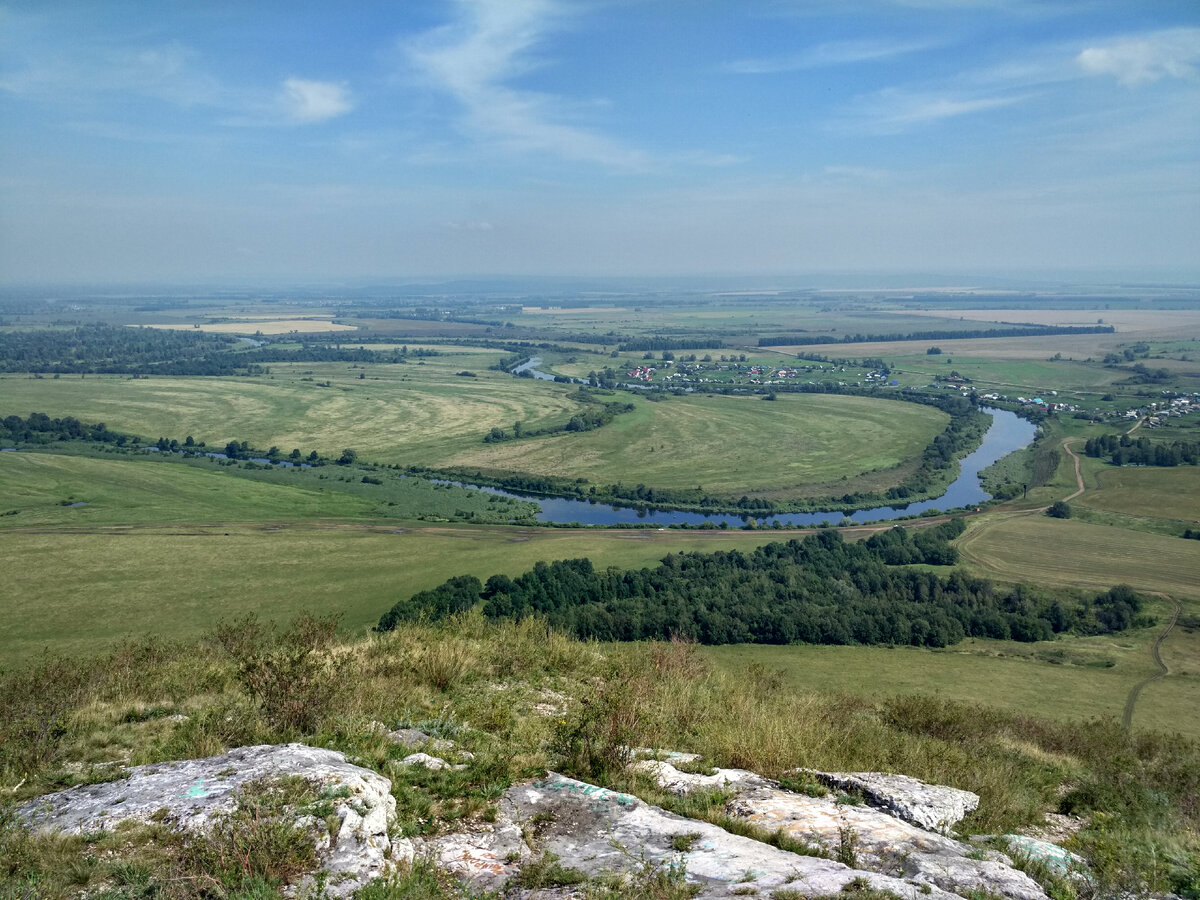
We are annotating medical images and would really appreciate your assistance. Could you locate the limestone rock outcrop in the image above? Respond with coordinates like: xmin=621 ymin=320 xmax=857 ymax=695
xmin=17 ymin=744 xmax=395 ymax=899
xmin=634 ymin=759 xmax=1048 ymax=900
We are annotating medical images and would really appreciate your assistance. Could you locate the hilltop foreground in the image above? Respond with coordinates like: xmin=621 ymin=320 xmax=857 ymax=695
xmin=2 ymin=614 xmax=1197 ymax=899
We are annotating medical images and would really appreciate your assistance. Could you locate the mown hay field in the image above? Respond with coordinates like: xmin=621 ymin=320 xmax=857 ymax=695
xmin=0 ymin=357 xmax=584 ymax=465
xmin=446 ymin=392 xmax=949 ymax=499
xmin=1077 ymin=463 xmax=1200 ymax=523
xmin=955 ymin=514 xmax=1200 ymax=599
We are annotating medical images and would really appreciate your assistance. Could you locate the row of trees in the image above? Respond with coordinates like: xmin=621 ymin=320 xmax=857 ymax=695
xmin=377 ymin=523 xmax=1148 ymax=647
xmin=1084 ymin=434 xmax=1199 ymax=467
xmin=0 ymin=324 xmax=443 ymax=375
xmin=757 ymin=324 xmax=1115 ymax=347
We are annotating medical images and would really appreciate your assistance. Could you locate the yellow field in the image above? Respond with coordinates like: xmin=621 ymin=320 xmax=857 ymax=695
xmin=956 ymin=513 xmax=1200 ymax=598
xmin=144 ymin=319 xmax=358 ymax=334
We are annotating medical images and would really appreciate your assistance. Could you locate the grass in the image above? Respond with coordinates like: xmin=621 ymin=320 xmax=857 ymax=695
xmin=445 ymin=392 xmax=949 ymax=500
xmin=701 ymin=628 xmax=1188 ymax=735
xmin=3 ymin=618 xmax=1197 ymax=899
xmin=0 ymin=451 xmax=380 ymax=527
xmin=955 ymin=514 xmax=1200 ymax=599
xmin=0 ymin=522 xmax=796 ymax=663
xmin=0 ymin=355 xmax=585 ymax=466
xmin=0 ymin=446 xmax=542 ymax=527
xmin=1076 ymin=463 xmax=1200 ymax=523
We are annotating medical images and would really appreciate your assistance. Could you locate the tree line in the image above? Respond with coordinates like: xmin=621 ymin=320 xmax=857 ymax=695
xmin=1084 ymin=433 xmax=1199 ymax=467
xmin=0 ymin=325 xmax=442 ymax=375
xmin=757 ymin=324 xmax=1115 ymax=346
xmin=376 ymin=521 xmax=1148 ymax=647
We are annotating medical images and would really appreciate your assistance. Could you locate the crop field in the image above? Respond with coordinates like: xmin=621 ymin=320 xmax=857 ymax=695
xmin=0 ymin=524 xmax=791 ymax=662
xmin=955 ymin=514 xmax=1200 ymax=599
xmin=0 ymin=357 xmax=585 ymax=465
xmin=445 ymin=392 xmax=949 ymax=499
xmin=1077 ymin=463 xmax=1200 ymax=523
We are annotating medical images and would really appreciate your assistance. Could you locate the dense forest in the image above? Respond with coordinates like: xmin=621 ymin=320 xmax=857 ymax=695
xmin=1084 ymin=433 xmax=1199 ymax=466
xmin=377 ymin=522 xmax=1147 ymax=647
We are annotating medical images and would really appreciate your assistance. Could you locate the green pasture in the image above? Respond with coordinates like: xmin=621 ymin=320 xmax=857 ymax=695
xmin=0 ymin=450 xmax=538 ymax=528
xmin=0 ymin=524 xmax=792 ymax=663
xmin=701 ymin=615 xmax=1197 ymax=735
xmin=444 ymin=392 xmax=949 ymax=499
xmin=0 ymin=354 xmax=586 ymax=465
xmin=1076 ymin=460 xmax=1200 ymax=523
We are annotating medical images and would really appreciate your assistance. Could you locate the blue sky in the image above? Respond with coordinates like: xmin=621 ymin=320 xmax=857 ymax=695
xmin=1 ymin=0 xmax=1197 ymax=284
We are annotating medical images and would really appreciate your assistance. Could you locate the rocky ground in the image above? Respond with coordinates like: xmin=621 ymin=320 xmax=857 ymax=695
xmin=17 ymin=741 xmax=1098 ymax=899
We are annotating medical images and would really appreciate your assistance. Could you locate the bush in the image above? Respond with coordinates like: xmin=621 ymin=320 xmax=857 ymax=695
xmin=210 ymin=613 xmax=344 ymax=735
xmin=1047 ymin=501 xmax=1072 ymax=519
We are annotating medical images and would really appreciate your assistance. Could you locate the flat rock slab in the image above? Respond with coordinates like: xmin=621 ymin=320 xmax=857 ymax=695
xmin=643 ymin=760 xmax=1047 ymax=900
xmin=428 ymin=772 xmax=962 ymax=899
xmin=17 ymin=743 xmax=396 ymax=899
xmin=809 ymin=770 xmax=980 ymax=833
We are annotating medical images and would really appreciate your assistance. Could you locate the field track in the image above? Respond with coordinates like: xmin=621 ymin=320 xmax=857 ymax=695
xmin=1123 ymin=597 xmax=1181 ymax=732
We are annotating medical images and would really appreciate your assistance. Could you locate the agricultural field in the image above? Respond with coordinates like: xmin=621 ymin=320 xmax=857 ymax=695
xmin=0 ymin=449 xmax=538 ymax=528
xmin=0 ymin=355 xmax=585 ymax=466
xmin=145 ymin=318 xmax=358 ymax=334
xmin=1076 ymin=462 xmax=1200 ymax=523
xmin=445 ymin=392 xmax=949 ymax=499
xmin=955 ymin=514 xmax=1200 ymax=599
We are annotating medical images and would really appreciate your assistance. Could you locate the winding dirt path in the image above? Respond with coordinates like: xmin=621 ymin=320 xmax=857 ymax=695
xmin=1060 ymin=439 xmax=1086 ymax=502
xmin=1122 ymin=597 xmax=1181 ymax=732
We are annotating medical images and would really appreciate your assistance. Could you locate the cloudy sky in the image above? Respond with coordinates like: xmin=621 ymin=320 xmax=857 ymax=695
xmin=1 ymin=0 xmax=1197 ymax=284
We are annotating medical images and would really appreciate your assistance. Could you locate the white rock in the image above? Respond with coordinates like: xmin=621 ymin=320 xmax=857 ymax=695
xmin=17 ymin=744 xmax=396 ymax=899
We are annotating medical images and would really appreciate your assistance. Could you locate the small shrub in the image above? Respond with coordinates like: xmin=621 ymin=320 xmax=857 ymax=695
xmin=210 ymin=612 xmax=343 ymax=735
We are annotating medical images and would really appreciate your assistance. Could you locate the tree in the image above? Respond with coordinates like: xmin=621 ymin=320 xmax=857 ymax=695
xmin=337 ymin=448 xmax=357 ymax=466
xmin=1047 ymin=501 xmax=1072 ymax=519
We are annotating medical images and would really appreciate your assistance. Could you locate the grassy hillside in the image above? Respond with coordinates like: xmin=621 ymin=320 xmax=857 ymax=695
xmin=2 ymin=616 xmax=1197 ymax=899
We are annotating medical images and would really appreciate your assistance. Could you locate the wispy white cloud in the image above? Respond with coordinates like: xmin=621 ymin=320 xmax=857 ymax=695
xmin=846 ymin=87 xmax=1025 ymax=132
xmin=280 ymin=78 xmax=354 ymax=123
xmin=1076 ymin=27 xmax=1200 ymax=86
xmin=405 ymin=0 xmax=649 ymax=170
xmin=725 ymin=37 xmax=938 ymax=74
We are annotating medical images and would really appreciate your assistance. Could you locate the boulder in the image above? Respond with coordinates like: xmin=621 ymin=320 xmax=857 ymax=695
xmin=807 ymin=770 xmax=979 ymax=833
xmin=17 ymin=744 xmax=395 ymax=899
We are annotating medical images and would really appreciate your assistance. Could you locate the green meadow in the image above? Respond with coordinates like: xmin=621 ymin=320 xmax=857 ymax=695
xmin=0 ymin=519 xmax=794 ymax=662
